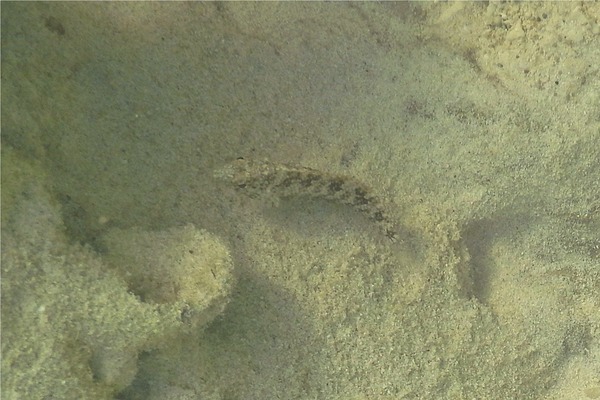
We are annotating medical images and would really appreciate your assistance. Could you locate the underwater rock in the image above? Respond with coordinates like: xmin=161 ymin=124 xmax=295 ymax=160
xmin=1 ymin=181 xmax=234 ymax=398
xmin=101 ymin=224 xmax=235 ymax=330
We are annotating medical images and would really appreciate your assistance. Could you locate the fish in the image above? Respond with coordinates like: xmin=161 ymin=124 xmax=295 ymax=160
xmin=214 ymin=158 xmax=398 ymax=241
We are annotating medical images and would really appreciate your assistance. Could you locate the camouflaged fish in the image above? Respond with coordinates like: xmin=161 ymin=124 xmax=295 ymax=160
xmin=214 ymin=158 xmax=398 ymax=241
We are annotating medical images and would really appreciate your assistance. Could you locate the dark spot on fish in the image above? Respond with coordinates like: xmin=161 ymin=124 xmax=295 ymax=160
xmin=353 ymin=188 xmax=370 ymax=205
xmin=44 ymin=16 xmax=65 ymax=36
xmin=300 ymin=173 xmax=320 ymax=187
xmin=385 ymin=229 xmax=396 ymax=241
xmin=282 ymin=171 xmax=302 ymax=187
xmin=329 ymin=179 xmax=344 ymax=192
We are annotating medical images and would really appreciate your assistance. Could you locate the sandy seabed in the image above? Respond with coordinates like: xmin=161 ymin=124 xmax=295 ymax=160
xmin=2 ymin=3 xmax=599 ymax=399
